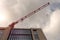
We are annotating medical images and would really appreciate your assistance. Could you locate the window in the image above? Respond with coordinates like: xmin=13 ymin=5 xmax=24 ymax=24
xmin=8 ymin=29 xmax=32 ymax=40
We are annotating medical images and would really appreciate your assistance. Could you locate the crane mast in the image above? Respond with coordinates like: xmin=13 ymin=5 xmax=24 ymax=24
xmin=0 ymin=2 xmax=50 ymax=40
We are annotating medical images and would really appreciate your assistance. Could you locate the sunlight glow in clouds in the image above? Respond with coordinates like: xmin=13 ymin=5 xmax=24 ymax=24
xmin=0 ymin=1 xmax=8 ymax=22
xmin=0 ymin=0 xmax=12 ymax=27
xmin=0 ymin=14 xmax=7 ymax=22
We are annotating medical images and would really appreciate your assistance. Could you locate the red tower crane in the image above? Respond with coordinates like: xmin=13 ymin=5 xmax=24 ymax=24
xmin=0 ymin=2 xmax=50 ymax=40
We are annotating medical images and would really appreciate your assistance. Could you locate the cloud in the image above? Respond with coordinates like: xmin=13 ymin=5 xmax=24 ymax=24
xmin=43 ymin=9 xmax=60 ymax=40
xmin=50 ymin=2 xmax=60 ymax=11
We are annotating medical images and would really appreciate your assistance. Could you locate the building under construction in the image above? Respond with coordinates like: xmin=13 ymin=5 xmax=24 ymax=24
xmin=0 ymin=2 xmax=50 ymax=40
xmin=0 ymin=28 xmax=47 ymax=40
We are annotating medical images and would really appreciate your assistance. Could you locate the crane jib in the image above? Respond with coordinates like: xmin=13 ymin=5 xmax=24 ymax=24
xmin=10 ymin=2 xmax=50 ymax=27
xmin=18 ymin=2 xmax=50 ymax=22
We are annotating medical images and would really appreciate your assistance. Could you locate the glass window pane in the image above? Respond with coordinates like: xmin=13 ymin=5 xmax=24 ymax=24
xmin=11 ymin=29 xmax=31 ymax=34
xmin=9 ymin=35 xmax=32 ymax=40
xmin=8 ymin=29 xmax=32 ymax=40
xmin=0 ymin=30 xmax=4 ymax=38
xmin=33 ymin=30 xmax=39 ymax=40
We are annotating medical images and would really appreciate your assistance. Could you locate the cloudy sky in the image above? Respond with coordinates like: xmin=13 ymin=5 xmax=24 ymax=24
xmin=0 ymin=0 xmax=60 ymax=40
